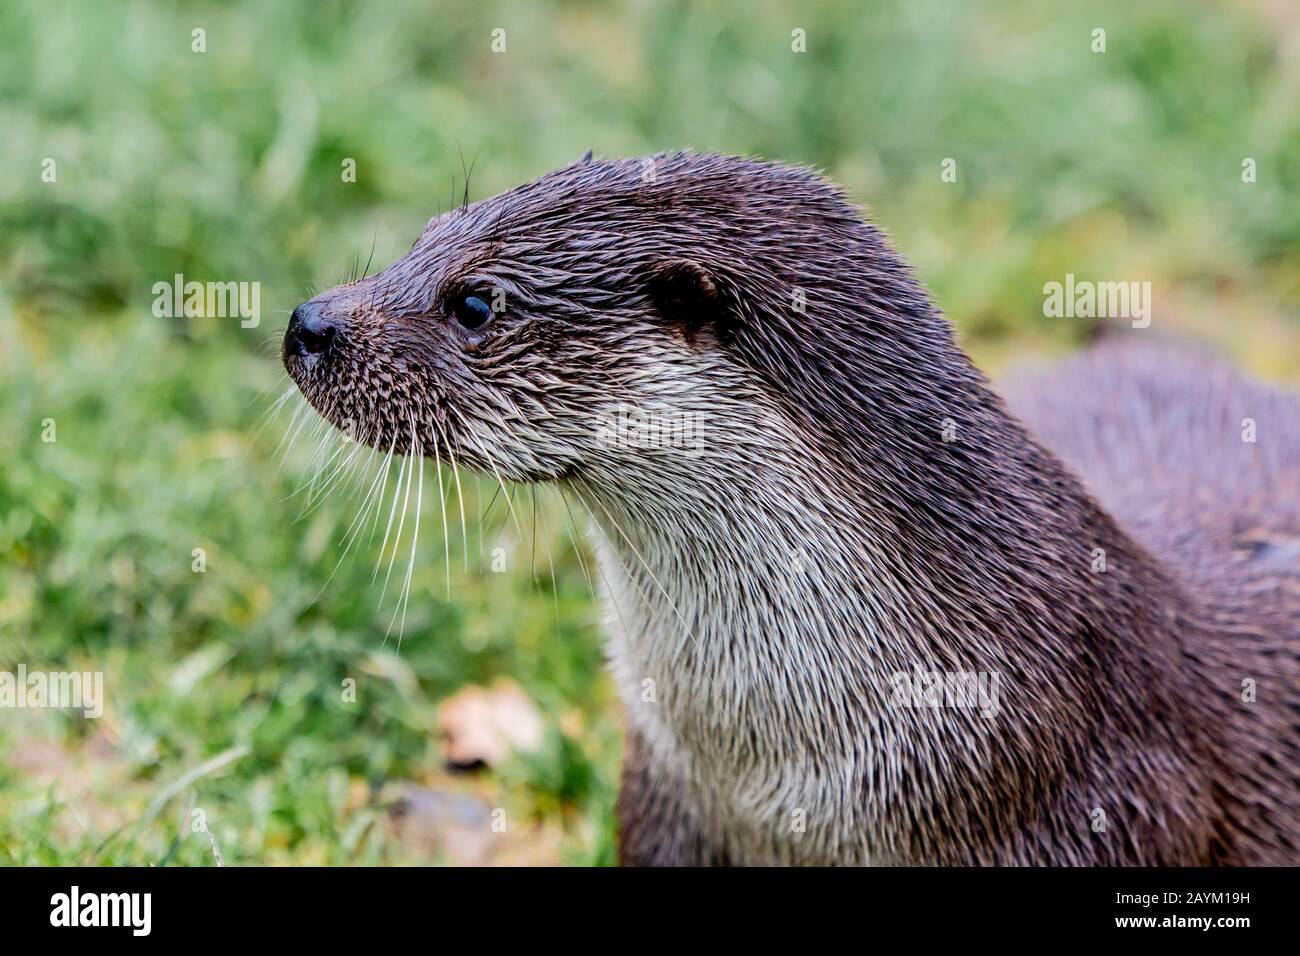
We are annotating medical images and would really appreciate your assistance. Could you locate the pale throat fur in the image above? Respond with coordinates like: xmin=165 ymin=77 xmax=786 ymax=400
xmin=563 ymin=330 xmax=1191 ymax=864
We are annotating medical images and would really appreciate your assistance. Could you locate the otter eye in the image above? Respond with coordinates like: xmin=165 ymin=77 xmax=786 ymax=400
xmin=451 ymin=294 xmax=493 ymax=331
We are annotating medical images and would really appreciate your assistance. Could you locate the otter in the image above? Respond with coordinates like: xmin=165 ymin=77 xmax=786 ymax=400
xmin=283 ymin=152 xmax=1300 ymax=866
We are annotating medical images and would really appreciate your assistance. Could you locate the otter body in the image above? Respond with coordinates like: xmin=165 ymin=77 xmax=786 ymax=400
xmin=610 ymin=338 xmax=1300 ymax=865
xmin=284 ymin=152 xmax=1300 ymax=866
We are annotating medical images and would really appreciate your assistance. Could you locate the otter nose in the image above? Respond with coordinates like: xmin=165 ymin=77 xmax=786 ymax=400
xmin=285 ymin=301 xmax=335 ymax=356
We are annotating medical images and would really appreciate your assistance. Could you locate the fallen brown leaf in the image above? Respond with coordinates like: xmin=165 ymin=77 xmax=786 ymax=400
xmin=437 ymin=679 xmax=544 ymax=770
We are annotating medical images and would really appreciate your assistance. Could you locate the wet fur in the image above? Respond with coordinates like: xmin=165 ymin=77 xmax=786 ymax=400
xmin=285 ymin=152 xmax=1300 ymax=865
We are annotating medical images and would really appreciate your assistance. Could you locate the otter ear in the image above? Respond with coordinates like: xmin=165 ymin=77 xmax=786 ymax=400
xmin=643 ymin=259 xmax=726 ymax=343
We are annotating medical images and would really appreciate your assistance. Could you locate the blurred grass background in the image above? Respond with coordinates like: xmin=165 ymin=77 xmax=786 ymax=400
xmin=1 ymin=0 xmax=1297 ymax=865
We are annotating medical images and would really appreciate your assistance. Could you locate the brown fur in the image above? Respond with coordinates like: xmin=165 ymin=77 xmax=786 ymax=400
xmin=285 ymin=152 xmax=1300 ymax=865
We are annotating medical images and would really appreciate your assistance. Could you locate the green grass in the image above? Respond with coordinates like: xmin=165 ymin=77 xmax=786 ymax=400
xmin=1 ymin=0 xmax=1297 ymax=865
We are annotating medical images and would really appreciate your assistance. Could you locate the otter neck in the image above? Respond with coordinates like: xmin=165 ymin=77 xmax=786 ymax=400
xmin=577 ymin=365 xmax=1178 ymax=670
xmin=572 ymin=356 xmax=1194 ymax=840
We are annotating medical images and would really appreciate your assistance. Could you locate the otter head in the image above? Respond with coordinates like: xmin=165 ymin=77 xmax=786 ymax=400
xmin=283 ymin=152 xmax=954 ymax=492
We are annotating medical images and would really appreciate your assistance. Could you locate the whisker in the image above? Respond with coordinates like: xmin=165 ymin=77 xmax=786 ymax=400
xmin=448 ymin=439 xmax=470 ymax=574
xmin=531 ymin=485 xmax=538 ymax=583
xmin=379 ymin=436 xmax=416 ymax=617
xmin=293 ymin=433 xmax=349 ymax=514
xmin=481 ymin=483 xmax=503 ymax=524
xmin=562 ymin=489 xmax=650 ymax=661
xmin=362 ymin=230 xmax=378 ymax=282
xmin=254 ymin=386 xmax=298 ymax=443
xmin=375 ymin=445 xmax=410 ymax=585
xmin=298 ymin=431 xmax=370 ymax=518
xmin=481 ymin=451 xmax=525 ymax=541
xmin=444 ymin=405 xmax=525 ymax=542
xmin=291 ymin=426 xmax=337 ymax=508
xmin=532 ymin=486 xmax=563 ymax=635
xmin=386 ymin=418 xmax=423 ymax=644
xmin=308 ymin=436 xmax=395 ymax=606
xmin=572 ymin=484 xmax=700 ymax=650
xmin=432 ymin=436 xmax=451 ymax=600
xmin=275 ymin=400 xmax=315 ymax=474
xmin=554 ymin=485 xmax=596 ymax=599
xmin=368 ymin=436 xmax=398 ymax=545
xmin=402 ymin=442 xmax=424 ymax=640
